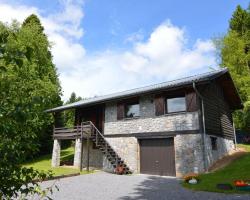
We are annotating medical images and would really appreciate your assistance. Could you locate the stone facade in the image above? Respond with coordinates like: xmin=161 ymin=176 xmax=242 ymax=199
xmin=52 ymin=139 xmax=61 ymax=167
xmin=51 ymin=94 xmax=235 ymax=177
xmin=104 ymin=99 xmax=199 ymax=135
xmin=102 ymin=95 xmax=202 ymax=176
xmin=81 ymin=140 xmax=103 ymax=169
xmin=174 ymin=134 xmax=204 ymax=177
xmin=206 ymin=135 xmax=235 ymax=166
xmin=104 ymin=137 xmax=138 ymax=172
xmin=73 ymin=138 xmax=82 ymax=168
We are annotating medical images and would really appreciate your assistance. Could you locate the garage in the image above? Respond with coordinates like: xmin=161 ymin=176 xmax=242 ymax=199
xmin=139 ymin=138 xmax=176 ymax=176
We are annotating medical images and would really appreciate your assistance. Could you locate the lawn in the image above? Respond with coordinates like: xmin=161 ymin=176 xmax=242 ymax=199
xmin=23 ymin=146 xmax=91 ymax=177
xmin=183 ymin=144 xmax=250 ymax=193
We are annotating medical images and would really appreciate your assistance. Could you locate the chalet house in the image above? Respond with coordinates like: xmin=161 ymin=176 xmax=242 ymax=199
xmin=46 ymin=68 xmax=242 ymax=177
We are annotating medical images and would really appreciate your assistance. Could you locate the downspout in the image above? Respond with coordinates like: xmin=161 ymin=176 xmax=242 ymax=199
xmin=192 ymin=82 xmax=208 ymax=172
xmin=233 ymin=121 xmax=237 ymax=150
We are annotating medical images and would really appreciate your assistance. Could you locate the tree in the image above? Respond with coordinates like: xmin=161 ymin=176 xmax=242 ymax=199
xmin=63 ymin=92 xmax=82 ymax=128
xmin=215 ymin=4 xmax=250 ymax=131
xmin=0 ymin=14 xmax=61 ymax=198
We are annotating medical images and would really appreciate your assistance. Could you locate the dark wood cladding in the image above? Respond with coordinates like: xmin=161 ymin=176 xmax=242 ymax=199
xmin=74 ymin=105 xmax=104 ymax=132
xmin=155 ymin=95 xmax=165 ymax=116
xmin=200 ymin=82 xmax=234 ymax=139
xmin=186 ymin=91 xmax=198 ymax=112
xmin=117 ymin=102 xmax=125 ymax=120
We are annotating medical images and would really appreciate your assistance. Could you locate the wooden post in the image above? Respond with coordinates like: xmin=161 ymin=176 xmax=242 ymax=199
xmin=86 ymin=131 xmax=90 ymax=172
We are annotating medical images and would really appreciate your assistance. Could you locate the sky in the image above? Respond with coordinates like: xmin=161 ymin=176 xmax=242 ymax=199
xmin=0 ymin=0 xmax=249 ymax=100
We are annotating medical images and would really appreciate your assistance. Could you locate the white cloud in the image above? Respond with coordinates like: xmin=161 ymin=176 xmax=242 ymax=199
xmin=0 ymin=2 xmax=217 ymax=101
xmin=0 ymin=3 xmax=39 ymax=23
xmin=125 ymin=30 xmax=144 ymax=43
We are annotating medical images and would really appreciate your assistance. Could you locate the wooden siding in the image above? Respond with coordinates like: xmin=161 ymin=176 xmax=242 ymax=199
xmin=155 ymin=95 xmax=165 ymax=116
xmin=117 ymin=102 xmax=125 ymax=120
xmin=186 ymin=91 xmax=198 ymax=112
xmin=200 ymin=82 xmax=234 ymax=139
xmin=74 ymin=105 xmax=104 ymax=132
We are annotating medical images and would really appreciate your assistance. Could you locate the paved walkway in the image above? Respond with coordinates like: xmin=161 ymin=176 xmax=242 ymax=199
xmin=41 ymin=172 xmax=250 ymax=200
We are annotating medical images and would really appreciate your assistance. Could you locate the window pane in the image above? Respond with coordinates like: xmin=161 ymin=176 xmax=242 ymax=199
xmin=167 ymin=97 xmax=186 ymax=113
xmin=125 ymin=103 xmax=140 ymax=118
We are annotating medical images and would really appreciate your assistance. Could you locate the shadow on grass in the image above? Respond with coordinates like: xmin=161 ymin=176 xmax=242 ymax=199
xmin=60 ymin=147 xmax=74 ymax=165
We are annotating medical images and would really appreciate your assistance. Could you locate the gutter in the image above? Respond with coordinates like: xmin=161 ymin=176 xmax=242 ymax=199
xmin=192 ymin=82 xmax=208 ymax=172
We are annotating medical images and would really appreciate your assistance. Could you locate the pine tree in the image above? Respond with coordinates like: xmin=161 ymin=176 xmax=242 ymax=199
xmin=0 ymin=16 xmax=61 ymax=197
xmin=215 ymin=4 xmax=250 ymax=131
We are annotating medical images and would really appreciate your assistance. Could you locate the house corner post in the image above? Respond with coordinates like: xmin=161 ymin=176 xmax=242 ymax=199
xmin=52 ymin=139 xmax=61 ymax=167
xmin=74 ymin=138 xmax=82 ymax=169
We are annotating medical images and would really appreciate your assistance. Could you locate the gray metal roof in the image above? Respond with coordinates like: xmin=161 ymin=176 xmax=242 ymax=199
xmin=46 ymin=68 xmax=228 ymax=113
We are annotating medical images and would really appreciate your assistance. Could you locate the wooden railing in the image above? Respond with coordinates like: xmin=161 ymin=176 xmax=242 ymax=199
xmin=53 ymin=125 xmax=91 ymax=139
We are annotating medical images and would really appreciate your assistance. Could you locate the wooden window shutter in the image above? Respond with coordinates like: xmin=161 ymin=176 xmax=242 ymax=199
xmin=155 ymin=96 xmax=165 ymax=116
xmin=186 ymin=91 xmax=198 ymax=112
xmin=117 ymin=102 xmax=124 ymax=120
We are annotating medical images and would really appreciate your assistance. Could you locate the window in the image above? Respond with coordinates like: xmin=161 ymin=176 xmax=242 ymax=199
xmin=210 ymin=137 xmax=217 ymax=150
xmin=125 ymin=102 xmax=140 ymax=118
xmin=166 ymin=97 xmax=186 ymax=113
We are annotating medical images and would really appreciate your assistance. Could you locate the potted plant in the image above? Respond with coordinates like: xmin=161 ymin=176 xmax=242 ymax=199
xmin=183 ymin=173 xmax=199 ymax=184
xmin=115 ymin=165 xmax=124 ymax=175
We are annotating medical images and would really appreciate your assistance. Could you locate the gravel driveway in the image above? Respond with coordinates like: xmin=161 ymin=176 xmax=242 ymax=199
xmin=40 ymin=172 xmax=250 ymax=200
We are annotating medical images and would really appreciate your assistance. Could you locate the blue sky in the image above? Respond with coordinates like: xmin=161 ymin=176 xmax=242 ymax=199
xmin=0 ymin=0 xmax=249 ymax=99
xmin=82 ymin=0 xmax=249 ymax=51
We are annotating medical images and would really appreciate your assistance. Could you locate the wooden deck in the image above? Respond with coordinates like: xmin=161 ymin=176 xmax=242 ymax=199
xmin=53 ymin=125 xmax=92 ymax=139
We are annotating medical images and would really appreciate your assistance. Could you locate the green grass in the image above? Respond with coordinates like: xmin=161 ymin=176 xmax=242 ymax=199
xmin=23 ymin=147 xmax=92 ymax=177
xmin=183 ymin=144 xmax=250 ymax=193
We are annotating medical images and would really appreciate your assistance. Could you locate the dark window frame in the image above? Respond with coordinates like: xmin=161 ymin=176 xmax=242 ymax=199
xmin=165 ymin=96 xmax=187 ymax=114
xmin=210 ymin=137 xmax=218 ymax=150
xmin=124 ymin=101 xmax=140 ymax=119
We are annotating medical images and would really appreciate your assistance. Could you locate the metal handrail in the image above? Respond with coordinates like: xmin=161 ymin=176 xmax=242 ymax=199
xmin=81 ymin=121 xmax=121 ymax=162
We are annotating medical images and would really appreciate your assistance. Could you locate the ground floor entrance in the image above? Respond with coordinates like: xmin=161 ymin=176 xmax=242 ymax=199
xmin=139 ymin=138 xmax=176 ymax=176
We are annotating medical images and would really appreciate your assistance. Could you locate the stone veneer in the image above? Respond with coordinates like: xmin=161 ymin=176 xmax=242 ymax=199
xmin=51 ymin=95 xmax=235 ymax=176
xmin=51 ymin=139 xmax=61 ymax=167
xmin=102 ymin=95 xmax=202 ymax=176
xmin=104 ymin=100 xmax=199 ymax=135
xmin=206 ymin=135 xmax=235 ymax=166
xmin=104 ymin=137 xmax=138 ymax=172
xmin=174 ymin=134 xmax=204 ymax=176
xmin=73 ymin=138 xmax=103 ymax=169
xmin=73 ymin=138 xmax=82 ymax=168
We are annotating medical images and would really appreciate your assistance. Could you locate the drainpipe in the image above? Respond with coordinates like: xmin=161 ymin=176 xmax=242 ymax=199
xmin=233 ymin=121 xmax=237 ymax=150
xmin=192 ymin=82 xmax=208 ymax=172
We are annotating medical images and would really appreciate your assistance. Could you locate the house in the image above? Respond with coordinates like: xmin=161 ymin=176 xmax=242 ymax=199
xmin=46 ymin=68 xmax=242 ymax=177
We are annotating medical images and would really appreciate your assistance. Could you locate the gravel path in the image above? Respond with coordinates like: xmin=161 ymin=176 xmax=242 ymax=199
xmin=40 ymin=172 xmax=250 ymax=200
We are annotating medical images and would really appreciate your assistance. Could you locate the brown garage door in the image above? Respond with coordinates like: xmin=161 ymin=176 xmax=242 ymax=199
xmin=139 ymin=138 xmax=176 ymax=176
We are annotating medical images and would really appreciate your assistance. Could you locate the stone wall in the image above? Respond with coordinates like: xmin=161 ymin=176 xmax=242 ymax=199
xmin=205 ymin=135 xmax=235 ymax=166
xmin=104 ymin=95 xmax=199 ymax=135
xmin=73 ymin=139 xmax=103 ymax=169
xmin=81 ymin=140 xmax=103 ymax=169
xmin=51 ymin=139 xmax=61 ymax=167
xmin=104 ymin=110 xmax=199 ymax=135
xmin=174 ymin=134 xmax=204 ymax=177
xmin=104 ymin=137 xmax=138 ymax=172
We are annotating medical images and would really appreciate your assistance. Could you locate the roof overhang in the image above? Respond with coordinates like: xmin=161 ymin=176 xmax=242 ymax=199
xmin=46 ymin=68 xmax=243 ymax=113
